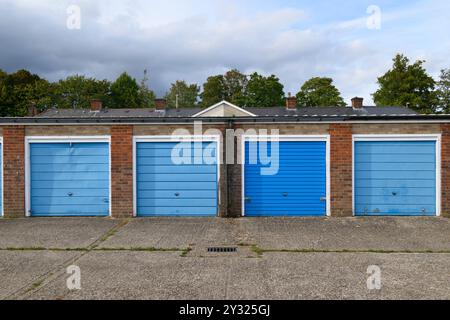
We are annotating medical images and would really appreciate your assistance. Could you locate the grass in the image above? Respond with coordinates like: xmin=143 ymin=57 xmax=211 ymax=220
xmin=94 ymin=219 xmax=130 ymax=246
xmin=180 ymin=248 xmax=192 ymax=257
xmin=247 ymin=245 xmax=450 ymax=256
xmin=24 ymin=279 xmax=45 ymax=294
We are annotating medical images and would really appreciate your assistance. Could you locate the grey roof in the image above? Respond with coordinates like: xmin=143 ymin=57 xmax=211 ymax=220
xmin=37 ymin=107 xmax=202 ymax=118
xmin=37 ymin=106 xmax=417 ymax=119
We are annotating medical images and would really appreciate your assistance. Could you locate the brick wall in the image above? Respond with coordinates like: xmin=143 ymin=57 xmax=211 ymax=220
xmin=26 ymin=126 xmax=110 ymax=136
xmin=3 ymin=126 xmax=25 ymax=218
xmin=441 ymin=124 xmax=450 ymax=218
xmin=0 ymin=123 xmax=448 ymax=218
xmin=330 ymin=124 xmax=353 ymax=217
xmin=111 ymin=126 xmax=134 ymax=218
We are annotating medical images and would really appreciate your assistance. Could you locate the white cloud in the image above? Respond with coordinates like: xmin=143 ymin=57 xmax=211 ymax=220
xmin=0 ymin=0 xmax=449 ymax=105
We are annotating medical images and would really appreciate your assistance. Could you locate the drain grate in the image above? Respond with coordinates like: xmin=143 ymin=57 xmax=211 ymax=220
xmin=207 ymin=247 xmax=238 ymax=253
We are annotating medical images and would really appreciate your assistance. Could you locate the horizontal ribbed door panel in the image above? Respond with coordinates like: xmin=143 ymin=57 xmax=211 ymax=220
xmin=354 ymin=141 xmax=437 ymax=216
xmin=244 ymin=141 xmax=327 ymax=216
xmin=0 ymin=143 xmax=2 ymax=215
xmin=30 ymin=143 xmax=110 ymax=217
xmin=136 ymin=142 xmax=218 ymax=216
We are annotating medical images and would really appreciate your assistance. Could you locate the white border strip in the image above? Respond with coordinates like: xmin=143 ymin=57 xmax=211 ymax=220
xmin=352 ymin=134 xmax=442 ymax=217
xmin=192 ymin=101 xmax=257 ymax=118
xmin=132 ymin=135 xmax=221 ymax=217
xmin=25 ymin=136 xmax=112 ymax=217
xmin=241 ymin=135 xmax=331 ymax=217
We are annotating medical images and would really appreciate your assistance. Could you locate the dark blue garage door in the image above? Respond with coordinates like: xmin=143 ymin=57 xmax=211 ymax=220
xmin=244 ymin=141 xmax=327 ymax=216
xmin=354 ymin=141 xmax=437 ymax=216
xmin=30 ymin=142 xmax=110 ymax=217
xmin=136 ymin=142 xmax=218 ymax=216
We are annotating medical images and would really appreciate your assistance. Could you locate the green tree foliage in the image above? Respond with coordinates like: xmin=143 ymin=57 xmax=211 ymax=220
xmin=245 ymin=73 xmax=285 ymax=107
xmin=373 ymin=54 xmax=438 ymax=114
xmin=200 ymin=69 xmax=285 ymax=108
xmin=0 ymin=69 xmax=44 ymax=116
xmin=17 ymin=80 xmax=58 ymax=113
xmin=437 ymin=69 xmax=450 ymax=113
xmin=56 ymin=75 xmax=112 ymax=109
xmin=296 ymin=77 xmax=346 ymax=107
xmin=165 ymin=80 xmax=200 ymax=108
xmin=201 ymin=69 xmax=247 ymax=107
xmin=110 ymin=72 xmax=141 ymax=108
xmin=138 ymin=69 xmax=156 ymax=108
xmin=223 ymin=69 xmax=248 ymax=106
xmin=200 ymin=75 xmax=227 ymax=107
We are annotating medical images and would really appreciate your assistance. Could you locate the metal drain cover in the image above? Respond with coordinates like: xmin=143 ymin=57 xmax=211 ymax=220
xmin=207 ymin=247 xmax=238 ymax=253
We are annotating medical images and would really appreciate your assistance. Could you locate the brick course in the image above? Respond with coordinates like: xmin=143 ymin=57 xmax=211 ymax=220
xmin=111 ymin=126 xmax=134 ymax=218
xmin=329 ymin=124 xmax=353 ymax=217
xmin=3 ymin=126 xmax=25 ymax=218
xmin=441 ymin=124 xmax=450 ymax=218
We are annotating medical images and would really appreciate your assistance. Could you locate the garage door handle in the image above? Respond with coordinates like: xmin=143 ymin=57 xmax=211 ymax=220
xmin=175 ymin=193 xmax=180 ymax=197
xmin=68 ymin=192 xmax=74 ymax=197
xmin=103 ymin=199 xmax=109 ymax=203
xmin=245 ymin=197 xmax=252 ymax=203
xmin=282 ymin=193 xmax=288 ymax=197
xmin=320 ymin=197 xmax=327 ymax=202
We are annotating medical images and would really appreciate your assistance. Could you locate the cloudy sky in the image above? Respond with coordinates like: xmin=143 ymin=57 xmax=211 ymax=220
xmin=1 ymin=0 xmax=449 ymax=105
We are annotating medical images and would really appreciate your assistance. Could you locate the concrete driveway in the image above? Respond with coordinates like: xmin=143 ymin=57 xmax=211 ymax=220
xmin=0 ymin=217 xmax=449 ymax=300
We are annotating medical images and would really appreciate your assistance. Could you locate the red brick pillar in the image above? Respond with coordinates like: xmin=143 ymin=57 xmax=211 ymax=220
xmin=111 ymin=126 xmax=134 ymax=218
xmin=441 ymin=124 xmax=450 ymax=218
xmin=330 ymin=124 xmax=353 ymax=217
xmin=3 ymin=126 xmax=26 ymax=218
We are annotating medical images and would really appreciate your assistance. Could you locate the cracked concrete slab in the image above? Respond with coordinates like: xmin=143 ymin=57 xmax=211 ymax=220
xmin=0 ymin=251 xmax=78 ymax=300
xmin=240 ymin=217 xmax=450 ymax=252
xmin=99 ymin=218 xmax=242 ymax=249
xmin=0 ymin=218 xmax=120 ymax=249
xmin=16 ymin=251 xmax=450 ymax=300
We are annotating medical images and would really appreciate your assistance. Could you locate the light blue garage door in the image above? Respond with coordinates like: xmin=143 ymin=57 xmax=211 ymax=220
xmin=30 ymin=143 xmax=110 ymax=217
xmin=136 ymin=142 xmax=218 ymax=216
xmin=0 ymin=143 xmax=2 ymax=215
xmin=244 ymin=141 xmax=327 ymax=216
xmin=354 ymin=141 xmax=437 ymax=216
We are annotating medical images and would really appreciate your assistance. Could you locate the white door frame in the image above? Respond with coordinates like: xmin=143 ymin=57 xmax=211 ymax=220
xmin=241 ymin=135 xmax=331 ymax=217
xmin=352 ymin=134 xmax=442 ymax=217
xmin=25 ymin=136 xmax=112 ymax=217
xmin=133 ymin=135 xmax=221 ymax=217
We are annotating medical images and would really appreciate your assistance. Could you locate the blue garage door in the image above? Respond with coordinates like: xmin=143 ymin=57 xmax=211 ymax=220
xmin=136 ymin=142 xmax=218 ymax=216
xmin=30 ymin=142 xmax=110 ymax=217
xmin=354 ymin=141 xmax=437 ymax=216
xmin=244 ymin=141 xmax=327 ymax=216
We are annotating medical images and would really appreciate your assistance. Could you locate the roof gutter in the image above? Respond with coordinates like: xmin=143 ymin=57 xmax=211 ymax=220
xmin=1 ymin=115 xmax=450 ymax=125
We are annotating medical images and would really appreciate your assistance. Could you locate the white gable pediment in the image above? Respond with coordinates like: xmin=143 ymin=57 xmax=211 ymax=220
xmin=192 ymin=101 xmax=256 ymax=117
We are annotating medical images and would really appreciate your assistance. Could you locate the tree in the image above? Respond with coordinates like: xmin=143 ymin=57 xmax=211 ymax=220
xmin=56 ymin=75 xmax=111 ymax=109
xmin=138 ymin=69 xmax=156 ymax=108
xmin=200 ymin=69 xmax=247 ymax=107
xmin=0 ymin=76 xmax=16 ymax=116
xmin=296 ymin=77 xmax=346 ymax=107
xmin=201 ymin=75 xmax=226 ymax=107
xmin=245 ymin=73 xmax=285 ymax=107
xmin=437 ymin=69 xmax=450 ymax=113
xmin=223 ymin=69 xmax=248 ymax=106
xmin=165 ymin=80 xmax=200 ymax=108
xmin=0 ymin=69 xmax=45 ymax=116
xmin=110 ymin=72 xmax=141 ymax=108
xmin=372 ymin=54 xmax=437 ymax=114
xmin=17 ymin=79 xmax=58 ymax=114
